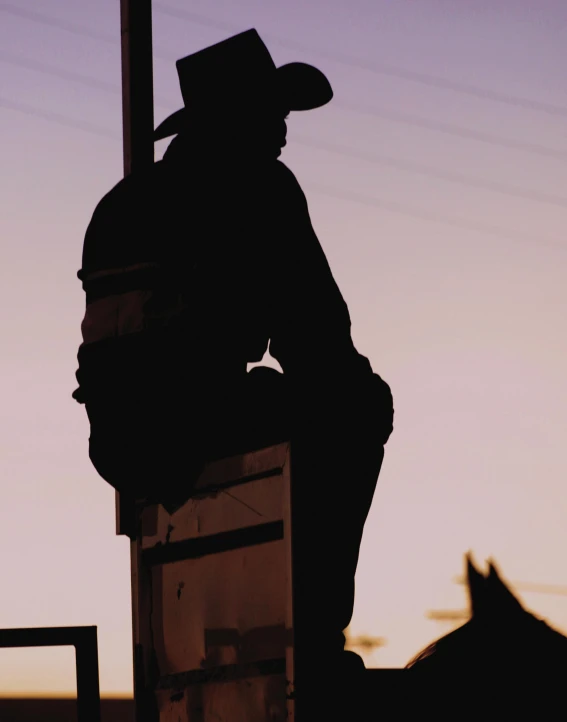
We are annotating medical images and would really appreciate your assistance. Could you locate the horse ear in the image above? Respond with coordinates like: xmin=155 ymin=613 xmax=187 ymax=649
xmin=466 ymin=552 xmax=487 ymax=615
xmin=486 ymin=560 xmax=524 ymax=613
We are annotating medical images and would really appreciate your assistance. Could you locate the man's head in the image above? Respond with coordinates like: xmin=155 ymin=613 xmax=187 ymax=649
xmin=231 ymin=100 xmax=290 ymax=159
xmin=163 ymin=99 xmax=290 ymax=163
xmin=155 ymin=29 xmax=332 ymax=158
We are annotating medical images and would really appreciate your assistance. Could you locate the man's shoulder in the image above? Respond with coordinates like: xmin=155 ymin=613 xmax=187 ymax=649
xmin=268 ymin=161 xmax=307 ymax=204
xmin=82 ymin=163 xmax=168 ymax=270
xmin=272 ymin=160 xmax=301 ymax=187
xmin=91 ymin=161 xmax=166 ymax=219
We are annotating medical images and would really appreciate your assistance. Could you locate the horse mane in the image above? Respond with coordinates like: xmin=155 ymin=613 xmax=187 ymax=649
xmin=405 ymin=641 xmax=438 ymax=667
xmin=405 ymin=620 xmax=473 ymax=668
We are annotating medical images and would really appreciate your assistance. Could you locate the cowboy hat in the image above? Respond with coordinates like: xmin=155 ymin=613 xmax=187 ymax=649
xmin=154 ymin=28 xmax=333 ymax=141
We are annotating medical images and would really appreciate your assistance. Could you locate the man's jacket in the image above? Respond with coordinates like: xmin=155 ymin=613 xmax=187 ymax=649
xmin=75 ymin=156 xmax=360 ymax=405
xmin=73 ymin=154 xmax=371 ymax=500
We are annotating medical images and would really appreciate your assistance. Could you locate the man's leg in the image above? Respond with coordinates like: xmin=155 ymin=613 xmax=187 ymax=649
xmin=290 ymin=370 xmax=393 ymax=717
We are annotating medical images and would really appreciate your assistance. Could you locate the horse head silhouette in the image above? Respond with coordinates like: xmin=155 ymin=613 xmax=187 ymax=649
xmin=407 ymin=552 xmax=567 ymax=674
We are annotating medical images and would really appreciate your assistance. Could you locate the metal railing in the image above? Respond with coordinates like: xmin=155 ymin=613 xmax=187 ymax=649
xmin=0 ymin=625 xmax=101 ymax=722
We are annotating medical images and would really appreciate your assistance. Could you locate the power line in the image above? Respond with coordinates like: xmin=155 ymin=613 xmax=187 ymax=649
xmin=0 ymin=97 xmax=120 ymax=140
xmin=153 ymin=2 xmax=237 ymax=33
xmin=3 ymin=96 xmax=563 ymax=250
xmin=427 ymin=610 xmax=468 ymax=622
xmin=279 ymin=42 xmax=567 ymax=119
xmin=5 ymin=42 xmax=563 ymax=207
xmin=0 ymin=3 xmax=176 ymax=63
xmin=428 ymin=578 xmax=567 ymax=625
xmin=0 ymin=3 xmax=117 ymax=45
xmin=6 ymin=3 xmax=567 ymax=120
xmin=0 ymin=50 xmax=174 ymax=109
xmin=346 ymin=634 xmax=387 ymax=651
xmin=305 ymin=182 xmax=565 ymax=250
xmin=5 ymin=49 xmax=561 ymax=165
xmin=0 ymin=50 xmax=119 ymax=93
xmin=6 ymin=4 xmax=565 ymax=162
xmin=6 ymin=40 xmax=561 ymax=208
xmin=333 ymin=101 xmax=567 ymax=162
xmin=153 ymin=3 xmax=567 ymax=118
xmin=453 ymin=576 xmax=567 ymax=597
xmin=4 ymin=42 xmax=564 ymax=172
xmin=293 ymin=135 xmax=567 ymax=209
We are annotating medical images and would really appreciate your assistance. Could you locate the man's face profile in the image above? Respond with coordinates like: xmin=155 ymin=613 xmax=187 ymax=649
xmin=245 ymin=102 xmax=289 ymax=158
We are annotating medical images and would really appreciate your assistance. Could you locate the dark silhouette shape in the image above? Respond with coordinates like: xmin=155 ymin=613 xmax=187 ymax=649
xmin=402 ymin=553 xmax=567 ymax=716
xmin=407 ymin=553 xmax=567 ymax=669
xmin=73 ymin=28 xmax=394 ymax=718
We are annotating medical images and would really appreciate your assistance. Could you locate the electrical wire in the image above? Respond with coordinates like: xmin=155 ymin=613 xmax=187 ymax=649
xmin=0 ymin=3 xmax=176 ymax=62
xmin=3 ymin=48 xmax=564 ymax=210
xmin=0 ymin=97 xmax=121 ymax=140
xmin=153 ymin=3 xmax=567 ymax=118
xmin=332 ymin=101 xmax=567 ymax=162
xmin=304 ymin=182 xmax=565 ymax=251
xmin=0 ymin=3 xmax=117 ymax=45
xmin=293 ymin=134 xmax=567 ymax=209
xmin=0 ymin=50 xmax=174 ymax=109
xmin=5 ymin=3 xmax=565 ymax=117
xmin=3 ymin=97 xmax=563 ymax=249
xmin=4 ymin=3 xmax=566 ymax=163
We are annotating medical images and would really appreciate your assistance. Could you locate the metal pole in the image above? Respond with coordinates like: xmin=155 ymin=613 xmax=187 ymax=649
xmin=75 ymin=627 xmax=102 ymax=722
xmin=0 ymin=626 xmax=101 ymax=722
xmin=120 ymin=0 xmax=155 ymax=176
xmin=116 ymin=0 xmax=154 ymax=538
xmin=118 ymin=3 xmax=155 ymax=720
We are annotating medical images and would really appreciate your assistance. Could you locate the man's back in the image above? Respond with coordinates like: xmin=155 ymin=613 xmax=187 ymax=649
xmin=80 ymin=157 xmax=271 ymax=375
xmin=77 ymin=153 xmax=354 ymax=400
xmin=74 ymin=149 xmax=360 ymax=503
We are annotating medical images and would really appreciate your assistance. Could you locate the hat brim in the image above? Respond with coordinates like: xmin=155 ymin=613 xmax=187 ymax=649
xmin=154 ymin=109 xmax=186 ymax=142
xmin=154 ymin=62 xmax=333 ymax=142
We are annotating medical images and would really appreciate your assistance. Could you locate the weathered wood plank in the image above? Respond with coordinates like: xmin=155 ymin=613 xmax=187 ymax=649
xmin=140 ymin=474 xmax=285 ymax=549
xmin=150 ymin=540 xmax=288 ymax=675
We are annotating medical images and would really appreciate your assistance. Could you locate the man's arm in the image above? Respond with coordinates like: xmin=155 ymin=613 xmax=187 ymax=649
xmin=266 ymin=162 xmax=370 ymax=377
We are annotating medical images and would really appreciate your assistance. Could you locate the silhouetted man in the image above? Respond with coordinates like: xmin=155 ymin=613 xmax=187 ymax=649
xmin=74 ymin=29 xmax=393 ymax=718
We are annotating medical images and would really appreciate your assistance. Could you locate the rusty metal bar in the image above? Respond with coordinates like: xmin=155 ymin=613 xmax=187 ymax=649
xmin=117 ymin=4 xmax=156 ymax=719
xmin=0 ymin=626 xmax=101 ymax=722
xmin=120 ymin=0 xmax=154 ymax=177
xmin=156 ymin=658 xmax=286 ymax=689
xmin=142 ymin=520 xmax=285 ymax=566
xmin=116 ymin=0 xmax=155 ymax=541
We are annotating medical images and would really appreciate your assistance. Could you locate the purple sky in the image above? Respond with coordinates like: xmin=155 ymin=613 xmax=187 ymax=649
xmin=1 ymin=0 xmax=567 ymax=695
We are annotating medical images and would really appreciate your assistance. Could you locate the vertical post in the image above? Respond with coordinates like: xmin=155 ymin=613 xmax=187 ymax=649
xmin=283 ymin=450 xmax=296 ymax=722
xmin=75 ymin=627 xmax=102 ymax=722
xmin=119 ymin=3 xmax=155 ymax=720
xmin=130 ymin=524 xmax=159 ymax=722
xmin=120 ymin=0 xmax=155 ymax=176
xmin=116 ymin=0 xmax=154 ymax=538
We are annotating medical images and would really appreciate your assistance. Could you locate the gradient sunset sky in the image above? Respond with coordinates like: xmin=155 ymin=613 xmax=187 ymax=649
xmin=1 ymin=0 xmax=567 ymax=696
